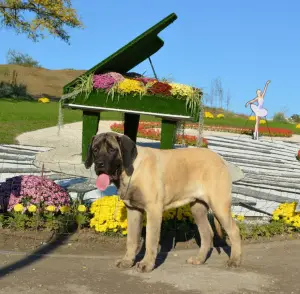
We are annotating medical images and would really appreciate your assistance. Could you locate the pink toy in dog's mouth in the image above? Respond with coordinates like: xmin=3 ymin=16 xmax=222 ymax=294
xmin=96 ymin=174 xmax=110 ymax=191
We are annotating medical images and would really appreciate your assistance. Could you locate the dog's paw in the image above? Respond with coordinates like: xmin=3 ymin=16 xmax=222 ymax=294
xmin=115 ymin=259 xmax=134 ymax=269
xmin=226 ymin=259 xmax=241 ymax=268
xmin=135 ymin=261 xmax=154 ymax=273
xmin=186 ymin=256 xmax=206 ymax=265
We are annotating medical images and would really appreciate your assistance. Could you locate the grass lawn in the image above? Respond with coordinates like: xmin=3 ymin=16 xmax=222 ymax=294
xmin=0 ymin=99 xmax=157 ymax=144
xmin=1 ymin=99 xmax=299 ymax=144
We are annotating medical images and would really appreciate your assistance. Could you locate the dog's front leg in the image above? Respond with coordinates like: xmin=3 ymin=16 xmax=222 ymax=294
xmin=136 ymin=204 xmax=163 ymax=273
xmin=116 ymin=206 xmax=143 ymax=269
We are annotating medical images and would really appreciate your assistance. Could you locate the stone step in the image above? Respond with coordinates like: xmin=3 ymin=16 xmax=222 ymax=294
xmin=231 ymin=197 xmax=256 ymax=206
xmin=206 ymin=135 xmax=298 ymax=152
xmin=0 ymin=146 xmax=38 ymax=156
xmin=236 ymin=179 xmax=300 ymax=195
xmin=223 ymin=156 xmax=300 ymax=172
xmin=0 ymin=153 xmax=35 ymax=161
xmin=206 ymin=135 xmax=298 ymax=153
xmin=231 ymin=162 xmax=300 ymax=175
xmin=245 ymin=173 xmax=300 ymax=184
xmin=209 ymin=145 xmax=296 ymax=164
xmin=1 ymin=144 xmax=50 ymax=152
xmin=243 ymin=168 xmax=300 ymax=178
xmin=0 ymin=159 xmax=34 ymax=165
xmin=232 ymin=185 xmax=298 ymax=203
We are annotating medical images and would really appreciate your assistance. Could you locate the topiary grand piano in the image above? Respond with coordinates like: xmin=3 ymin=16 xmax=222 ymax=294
xmin=61 ymin=13 xmax=202 ymax=162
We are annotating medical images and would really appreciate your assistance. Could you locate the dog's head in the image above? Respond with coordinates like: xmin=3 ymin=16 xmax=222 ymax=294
xmin=84 ymin=132 xmax=137 ymax=183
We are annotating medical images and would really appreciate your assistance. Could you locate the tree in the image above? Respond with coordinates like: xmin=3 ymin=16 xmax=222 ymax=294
xmin=209 ymin=80 xmax=215 ymax=107
xmin=208 ymin=77 xmax=224 ymax=108
xmin=7 ymin=49 xmax=40 ymax=67
xmin=214 ymin=77 xmax=223 ymax=108
xmin=226 ymin=89 xmax=231 ymax=111
xmin=0 ymin=0 xmax=83 ymax=43
xmin=291 ymin=114 xmax=300 ymax=123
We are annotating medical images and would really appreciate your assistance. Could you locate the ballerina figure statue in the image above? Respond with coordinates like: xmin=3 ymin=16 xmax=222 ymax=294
xmin=245 ymin=80 xmax=271 ymax=140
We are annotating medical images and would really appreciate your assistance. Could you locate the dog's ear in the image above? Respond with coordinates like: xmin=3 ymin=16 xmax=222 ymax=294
xmin=84 ymin=136 xmax=95 ymax=169
xmin=117 ymin=135 xmax=138 ymax=176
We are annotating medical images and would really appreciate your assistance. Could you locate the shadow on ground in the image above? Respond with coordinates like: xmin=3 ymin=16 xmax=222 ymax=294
xmin=0 ymin=226 xmax=78 ymax=278
xmin=135 ymin=221 xmax=230 ymax=269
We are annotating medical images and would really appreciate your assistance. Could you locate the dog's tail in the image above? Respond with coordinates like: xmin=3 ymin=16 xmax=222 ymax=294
xmin=213 ymin=216 xmax=223 ymax=239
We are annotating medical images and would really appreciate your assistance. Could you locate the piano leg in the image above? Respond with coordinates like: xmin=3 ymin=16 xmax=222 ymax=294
xmin=124 ymin=113 xmax=140 ymax=143
xmin=161 ymin=119 xmax=177 ymax=149
xmin=82 ymin=110 xmax=100 ymax=162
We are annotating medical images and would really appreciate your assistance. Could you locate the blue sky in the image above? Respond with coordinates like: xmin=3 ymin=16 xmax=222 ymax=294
xmin=1 ymin=0 xmax=299 ymax=117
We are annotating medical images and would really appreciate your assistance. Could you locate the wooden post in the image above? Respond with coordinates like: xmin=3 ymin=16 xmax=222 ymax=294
xmin=82 ymin=111 xmax=100 ymax=162
xmin=124 ymin=113 xmax=140 ymax=143
xmin=160 ymin=119 xmax=177 ymax=149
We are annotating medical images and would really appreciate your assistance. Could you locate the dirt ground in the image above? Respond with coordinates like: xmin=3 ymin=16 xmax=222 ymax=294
xmin=0 ymin=231 xmax=300 ymax=294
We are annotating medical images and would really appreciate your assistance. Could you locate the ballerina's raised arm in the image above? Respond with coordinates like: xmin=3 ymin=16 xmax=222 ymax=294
xmin=245 ymin=80 xmax=271 ymax=107
xmin=262 ymin=80 xmax=271 ymax=98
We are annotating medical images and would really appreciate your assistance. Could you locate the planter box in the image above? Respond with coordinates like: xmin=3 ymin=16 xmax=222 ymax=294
xmin=63 ymin=90 xmax=198 ymax=121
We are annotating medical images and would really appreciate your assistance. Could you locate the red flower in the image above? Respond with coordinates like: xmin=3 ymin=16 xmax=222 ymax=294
xmin=110 ymin=122 xmax=208 ymax=147
xmin=147 ymin=82 xmax=172 ymax=96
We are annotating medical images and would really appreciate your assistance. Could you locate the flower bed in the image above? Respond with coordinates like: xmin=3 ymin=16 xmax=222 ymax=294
xmin=1 ymin=196 xmax=300 ymax=242
xmin=0 ymin=202 xmax=89 ymax=231
xmin=110 ymin=122 xmax=209 ymax=147
xmin=1 ymin=175 xmax=70 ymax=212
xmin=63 ymin=72 xmax=203 ymax=120
xmin=201 ymin=125 xmax=292 ymax=137
xmin=110 ymin=121 xmax=292 ymax=139
xmin=272 ymin=202 xmax=300 ymax=228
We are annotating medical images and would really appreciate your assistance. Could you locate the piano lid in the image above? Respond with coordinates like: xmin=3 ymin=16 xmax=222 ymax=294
xmin=63 ymin=13 xmax=178 ymax=93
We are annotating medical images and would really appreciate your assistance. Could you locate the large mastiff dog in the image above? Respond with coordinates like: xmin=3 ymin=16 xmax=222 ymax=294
xmin=85 ymin=132 xmax=242 ymax=273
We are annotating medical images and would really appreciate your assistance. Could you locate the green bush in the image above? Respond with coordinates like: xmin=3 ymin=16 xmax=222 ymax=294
xmin=273 ymin=112 xmax=286 ymax=122
xmin=0 ymin=81 xmax=31 ymax=99
xmin=291 ymin=114 xmax=300 ymax=123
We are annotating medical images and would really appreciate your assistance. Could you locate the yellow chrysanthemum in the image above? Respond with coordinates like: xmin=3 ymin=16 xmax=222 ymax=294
xmin=116 ymin=79 xmax=145 ymax=96
xmin=217 ymin=114 xmax=224 ymax=119
xmin=28 ymin=204 xmax=37 ymax=213
xmin=296 ymin=124 xmax=300 ymax=129
xmin=38 ymin=97 xmax=50 ymax=103
xmin=46 ymin=205 xmax=56 ymax=212
xmin=13 ymin=203 xmax=24 ymax=212
xmin=272 ymin=202 xmax=300 ymax=228
xmin=260 ymin=119 xmax=266 ymax=124
xmin=236 ymin=215 xmax=245 ymax=222
xmin=90 ymin=196 xmax=128 ymax=233
xmin=169 ymin=83 xmax=195 ymax=98
xmin=204 ymin=111 xmax=214 ymax=119
xmin=249 ymin=116 xmax=256 ymax=121
xmin=78 ymin=205 xmax=87 ymax=213
xmin=60 ymin=206 xmax=71 ymax=214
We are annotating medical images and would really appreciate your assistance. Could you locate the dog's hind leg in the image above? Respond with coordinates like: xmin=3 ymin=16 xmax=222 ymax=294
xmin=210 ymin=194 xmax=242 ymax=268
xmin=187 ymin=200 xmax=213 ymax=265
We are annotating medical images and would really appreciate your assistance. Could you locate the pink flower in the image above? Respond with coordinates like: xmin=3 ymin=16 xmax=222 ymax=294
xmin=3 ymin=175 xmax=70 ymax=211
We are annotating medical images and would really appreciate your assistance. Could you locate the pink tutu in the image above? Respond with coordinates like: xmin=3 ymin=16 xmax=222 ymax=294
xmin=250 ymin=104 xmax=268 ymax=117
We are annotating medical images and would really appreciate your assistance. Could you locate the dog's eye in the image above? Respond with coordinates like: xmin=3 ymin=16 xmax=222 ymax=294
xmin=92 ymin=148 xmax=97 ymax=154
xmin=108 ymin=148 xmax=115 ymax=153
